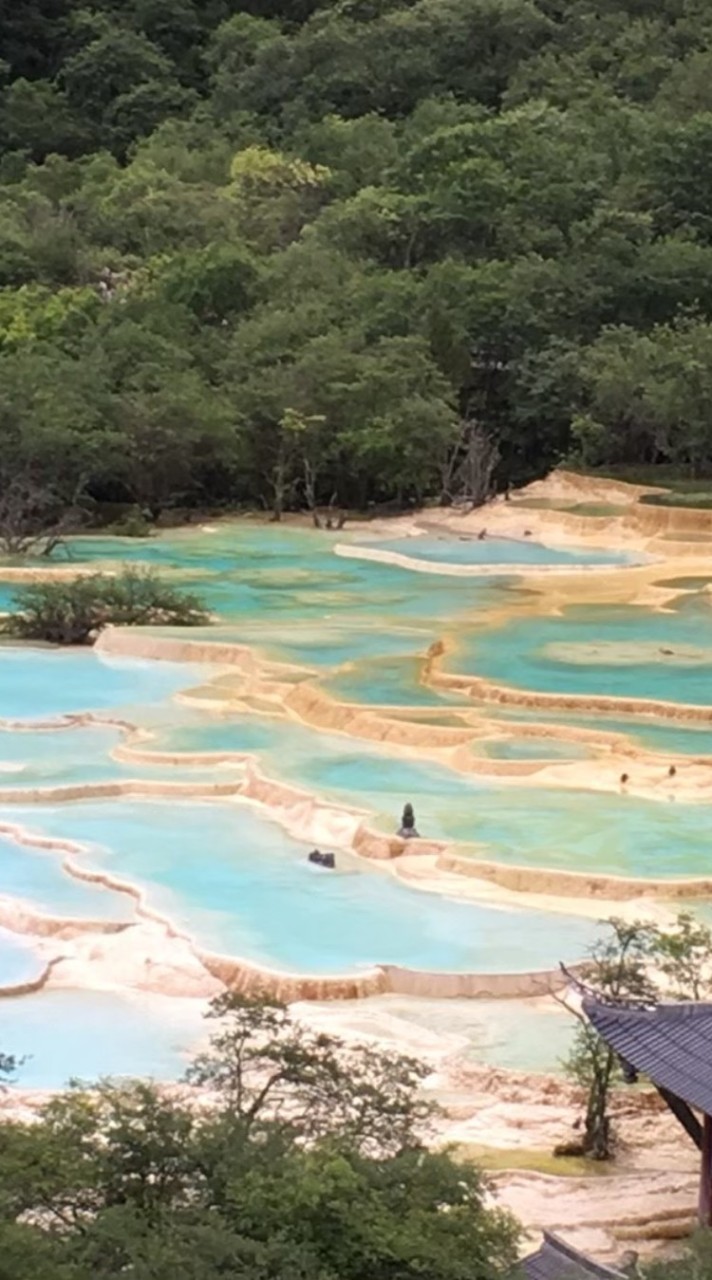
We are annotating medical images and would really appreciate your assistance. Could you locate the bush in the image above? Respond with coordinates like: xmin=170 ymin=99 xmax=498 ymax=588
xmin=103 ymin=507 xmax=155 ymax=537
xmin=0 ymin=995 xmax=520 ymax=1280
xmin=3 ymin=568 xmax=209 ymax=644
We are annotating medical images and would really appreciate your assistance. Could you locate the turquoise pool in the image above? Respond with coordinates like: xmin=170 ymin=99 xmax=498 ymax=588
xmin=486 ymin=705 xmax=712 ymax=756
xmin=324 ymin=654 xmax=467 ymax=706
xmin=0 ymin=648 xmax=205 ymax=721
xmin=2 ymin=799 xmax=601 ymax=974
xmin=158 ymin=713 xmax=500 ymax=840
xmin=483 ymin=736 xmax=591 ymax=761
xmin=0 ymin=826 xmax=132 ymax=921
xmin=148 ymin=712 xmax=712 ymax=880
xmin=372 ymin=534 xmax=639 ymax=567
xmin=450 ymin=786 xmax=712 ymax=879
xmin=0 ymin=721 xmax=244 ymax=792
xmin=454 ymin=602 xmax=712 ymax=705
xmin=0 ymin=518 xmax=710 ymax=1082
xmin=361 ymin=994 xmax=575 ymax=1073
xmin=56 ymin=528 xmax=501 ymax=648
xmin=0 ymin=927 xmax=43 ymax=986
xmin=3 ymin=989 xmax=206 ymax=1087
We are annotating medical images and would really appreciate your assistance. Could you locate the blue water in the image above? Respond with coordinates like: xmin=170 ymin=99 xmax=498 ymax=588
xmin=372 ymin=994 xmax=576 ymax=1072
xmin=484 ymin=737 xmax=591 ymax=761
xmin=0 ymin=928 xmax=42 ymax=985
xmin=325 ymin=655 xmax=466 ymax=706
xmin=2 ymin=519 xmax=710 ymax=1082
xmin=5 ymin=800 xmax=600 ymax=973
xmin=156 ymin=714 xmax=499 ymax=841
xmin=452 ymin=786 xmax=712 ymax=879
xmin=156 ymin=717 xmax=278 ymax=756
xmin=3 ymin=989 xmax=206 ymax=1087
xmin=456 ymin=603 xmax=712 ymax=705
xmin=147 ymin=713 xmax=712 ymax=879
xmin=487 ymin=706 xmax=712 ymax=757
xmin=0 ymin=722 xmax=244 ymax=795
xmin=31 ymin=526 xmax=504 ymax=676
xmin=375 ymin=535 xmax=638 ymax=567
xmin=0 ymin=826 xmax=132 ymax=920
xmin=59 ymin=528 xmax=500 ymax=635
xmin=0 ymin=648 xmax=203 ymax=721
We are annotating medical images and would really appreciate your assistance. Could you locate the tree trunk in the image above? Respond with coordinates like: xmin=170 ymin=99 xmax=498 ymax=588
xmin=269 ymin=446 xmax=287 ymax=522
xmin=441 ymin=420 xmax=500 ymax=507
xmin=583 ymin=1051 xmax=615 ymax=1160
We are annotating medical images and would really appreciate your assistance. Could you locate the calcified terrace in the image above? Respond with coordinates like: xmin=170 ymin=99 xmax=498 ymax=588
xmin=0 ymin=470 xmax=711 ymax=1048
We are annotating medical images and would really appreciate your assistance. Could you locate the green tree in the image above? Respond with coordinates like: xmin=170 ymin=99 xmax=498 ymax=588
xmin=0 ymin=995 xmax=520 ymax=1278
xmin=5 ymin=569 xmax=209 ymax=644
xmin=563 ymin=911 xmax=712 ymax=1162
xmin=0 ymin=345 xmax=118 ymax=544
xmin=573 ymin=317 xmax=712 ymax=475
xmin=59 ymin=21 xmax=183 ymax=152
xmin=644 ymin=1232 xmax=712 ymax=1278
xmin=0 ymin=78 xmax=86 ymax=160
xmin=562 ymin=918 xmax=657 ymax=1161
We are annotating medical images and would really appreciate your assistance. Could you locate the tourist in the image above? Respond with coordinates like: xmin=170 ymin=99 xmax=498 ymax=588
xmin=308 ymin=849 xmax=335 ymax=869
xmin=397 ymin=803 xmax=420 ymax=839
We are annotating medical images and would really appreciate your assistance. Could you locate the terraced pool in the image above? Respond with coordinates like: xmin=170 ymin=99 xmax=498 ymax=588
xmin=0 ymin=516 xmax=709 ymax=1080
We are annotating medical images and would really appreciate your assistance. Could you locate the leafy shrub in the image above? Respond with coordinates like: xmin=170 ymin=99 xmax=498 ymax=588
xmin=3 ymin=568 xmax=209 ymax=644
xmin=103 ymin=506 xmax=155 ymax=537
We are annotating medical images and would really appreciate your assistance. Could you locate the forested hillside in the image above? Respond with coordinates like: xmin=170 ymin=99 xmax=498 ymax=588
xmin=2 ymin=0 xmax=712 ymax=524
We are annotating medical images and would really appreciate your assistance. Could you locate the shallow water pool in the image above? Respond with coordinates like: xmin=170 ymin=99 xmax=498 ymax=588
xmin=0 ymin=647 xmax=203 ymax=721
xmin=451 ymin=785 xmax=712 ymax=879
xmin=455 ymin=602 xmax=712 ymax=705
xmin=371 ymin=534 xmax=637 ymax=567
xmin=152 ymin=712 xmax=712 ymax=881
xmin=4 ymin=989 xmax=206 ymax=1087
xmin=324 ymin=654 xmax=467 ymax=706
xmin=486 ymin=705 xmax=712 ymax=757
xmin=2 ymin=799 xmax=600 ymax=975
xmin=0 ymin=927 xmax=43 ymax=986
xmin=0 ymin=721 xmax=244 ymax=794
xmin=483 ymin=736 xmax=591 ymax=761
xmin=0 ymin=825 xmax=133 ymax=921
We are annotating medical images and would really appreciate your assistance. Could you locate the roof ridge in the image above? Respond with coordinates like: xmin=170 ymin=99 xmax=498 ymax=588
xmin=542 ymin=1233 xmax=626 ymax=1278
xmin=584 ymin=995 xmax=712 ymax=1018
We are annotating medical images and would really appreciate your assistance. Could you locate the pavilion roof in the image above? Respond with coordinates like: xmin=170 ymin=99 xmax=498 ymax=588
xmin=583 ymin=996 xmax=712 ymax=1115
xmin=521 ymin=1232 xmax=625 ymax=1280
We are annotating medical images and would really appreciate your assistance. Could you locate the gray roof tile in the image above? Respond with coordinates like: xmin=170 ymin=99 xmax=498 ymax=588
xmin=521 ymin=1233 xmax=625 ymax=1280
xmin=583 ymin=997 xmax=712 ymax=1116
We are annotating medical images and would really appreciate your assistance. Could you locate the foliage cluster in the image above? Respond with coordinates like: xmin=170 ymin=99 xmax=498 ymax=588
xmin=2 ymin=0 xmax=712 ymax=527
xmin=3 ymin=568 xmax=209 ymax=643
xmin=563 ymin=912 xmax=712 ymax=1161
xmin=0 ymin=992 xmax=519 ymax=1280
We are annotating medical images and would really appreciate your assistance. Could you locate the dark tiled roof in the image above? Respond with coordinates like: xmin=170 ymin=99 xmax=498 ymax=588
xmin=521 ymin=1232 xmax=625 ymax=1280
xmin=583 ymin=997 xmax=712 ymax=1116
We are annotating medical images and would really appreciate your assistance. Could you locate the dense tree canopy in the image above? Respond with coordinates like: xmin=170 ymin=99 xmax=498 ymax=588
xmin=2 ymin=0 xmax=712 ymax=522
xmin=0 ymin=994 xmax=519 ymax=1278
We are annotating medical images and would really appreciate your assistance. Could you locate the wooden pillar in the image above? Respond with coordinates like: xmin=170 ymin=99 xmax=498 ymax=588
xmin=699 ymin=1113 xmax=712 ymax=1225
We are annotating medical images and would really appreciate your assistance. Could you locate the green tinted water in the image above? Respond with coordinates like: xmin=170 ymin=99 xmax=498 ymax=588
xmin=0 ymin=520 xmax=710 ymax=1077
xmin=454 ymin=601 xmax=712 ymax=704
xmin=4 ymin=799 xmax=600 ymax=975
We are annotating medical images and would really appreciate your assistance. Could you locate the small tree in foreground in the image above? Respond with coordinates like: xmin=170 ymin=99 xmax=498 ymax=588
xmin=562 ymin=913 xmax=712 ymax=1162
xmin=3 ymin=568 xmax=209 ymax=644
xmin=561 ymin=918 xmax=657 ymax=1161
xmin=0 ymin=993 xmax=520 ymax=1280
xmin=645 ymin=1231 xmax=712 ymax=1278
